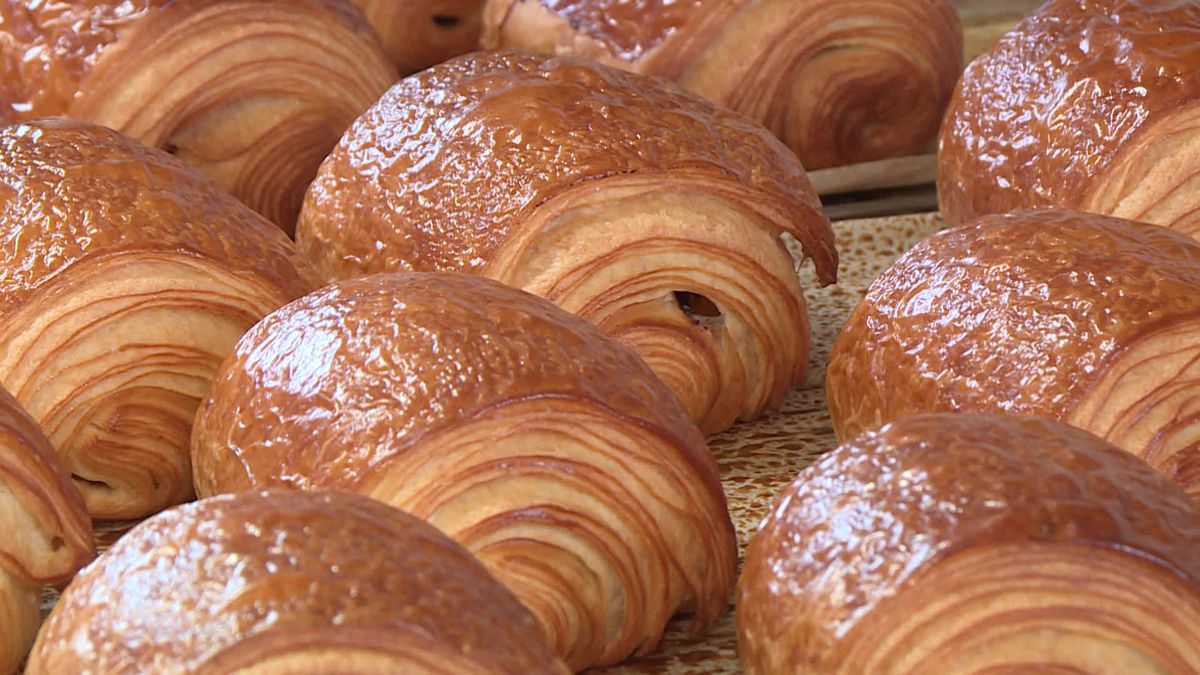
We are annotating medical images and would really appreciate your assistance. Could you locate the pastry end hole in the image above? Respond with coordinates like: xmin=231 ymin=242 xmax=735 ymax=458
xmin=674 ymin=291 xmax=722 ymax=322
xmin=433 ymin=14 xmax=460 ymax=27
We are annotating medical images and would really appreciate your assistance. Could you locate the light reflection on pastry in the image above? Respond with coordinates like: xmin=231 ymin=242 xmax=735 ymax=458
xmin=190 ymin=272 xmax=738 ymax=671
xmin=28 ymin=490 xmax=569 ymax=675
xmin=296 ymin=50 xmax=838 ymax=434
xmin=738 ymin=413 xmax=1200 ymax=674
xmin=828 ymin=208 xmax=1200 ymax=500
xmin=0 ymin=0 xmax=397 ymax=231
xmin=481 ymin=0 xmax=963 ymax=169
xmin=939 ymin=0 xmax=1200 ymax=236
xmin=0 ymin=119 xmax=317 ymax=519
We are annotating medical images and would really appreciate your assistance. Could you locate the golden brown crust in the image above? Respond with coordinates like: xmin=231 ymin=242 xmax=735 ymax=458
xmin=0 ymin=0 xmax=396 ymax=229
xmin=191 ymin=272 xmax=738 ymax=670
xmin=738 ymin=413 xmax=1200 ymax=674
xmin=350 ymin=0 xmax=484 ymax=73
xmin=0 ymin=385 xmax=94 ymax=586
xmin=28 ymin=490 xmax=568 ymax=675
xmin=193 ymin=272 xmax=718 ymax=495
xmin=297 ymin=49 xmax=834 ymax=284
xmin=0 ymin=0 xmax=376 ymax=121
xmin=0 ymin=119 xmax=316 ymax=316
xmin=0 ymin=119 xmax=318 ymax=519
xmin=482 ymin=0 xmax=963 ymax=169
xmin=826 ymin=208 xmax=1200 ymax=497
xmin=939 ymin=0 xmax=1200 ymax=230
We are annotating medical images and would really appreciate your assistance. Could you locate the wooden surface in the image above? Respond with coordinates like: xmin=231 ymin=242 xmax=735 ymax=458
xmin=603 ymin=211 xmax=946 ymax=673
xmin=808 ymin=0 xmax=1044 ymax=220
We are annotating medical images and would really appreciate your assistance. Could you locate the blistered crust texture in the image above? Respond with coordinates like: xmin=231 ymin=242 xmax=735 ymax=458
xmin=827 ymin=208 xmax=1200 ymax=438
xmin=738 ymin=413 xmax=1200 ymax=673
xmin=192 ymin=272 xmax=718 ymax=495
xmin=29 ymin=490 xmax=567 ymax=674
xmin=297 ymin=50 xmax=835 ymax=283
xmin=482 ymin=0 xmax=963 ymax=169
xmin=939 ymin=0 xmax=1200 ymax=225
xmin=0 ymin=119 xmax=316 ymax=316
xmin=0 ymin=0 xmax=376 ymax=121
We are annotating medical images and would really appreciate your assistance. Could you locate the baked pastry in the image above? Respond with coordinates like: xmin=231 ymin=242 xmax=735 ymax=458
xmin=738 ymin=412 xmax=1200 ymax=674
xmin=28 ymin=490 xmax=568 ymax=674
xmin=480 ymin=0 xmax=963 ymax=169
xmin=296 ymin=50 xmax=838 ymax=433
xmin=0 ymin=119 xmax=317 ymax=520
xmin=827 ymin=208 xmax=1200 ymax=500
xmin=191 ymin=272 xmax=738 ymax=671
xmin=939 ymin=0 xmax=1200 ymax=235
xmin=0 ymin=0 xmax=397 ymax=230
xmin=0 ymin=385 xmax=94 ymax=675
xmin=351 ymin=0 xmax=483 ymax=73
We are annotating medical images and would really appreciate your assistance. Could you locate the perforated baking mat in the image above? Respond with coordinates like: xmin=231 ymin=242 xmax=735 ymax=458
xmin=42 ymin=212 xmax=946 ymax=674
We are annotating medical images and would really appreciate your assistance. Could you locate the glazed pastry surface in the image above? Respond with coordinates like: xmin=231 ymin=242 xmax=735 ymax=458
xmin=481 ymin=0 xmax=963 ymax=168
xmin=191 ymin=272 xmax=738 ymax=670
xmin=28 ymin=490 xmax=568 ymax=675
xmin=300 ymin=50 xmax=833 ymax=280
xmin=0 ymin=385 xmax=93 ymax=675
xmin=939 ymin=0 xmax=1200 ymax=235
xmin=827 ymin=208 xmax=1200 ymax=499
xmin=738 ymin=412 xmax=1200 ymax=674
xmin=0 ymin=0 xmax=396 ymax=229
xmin=298 ymin=50 xmax=836 ymax=433
xmin=0 ymin=119 xmax=316 ymax=519
xmin=351 ymin=0 xmax=483 ymax=73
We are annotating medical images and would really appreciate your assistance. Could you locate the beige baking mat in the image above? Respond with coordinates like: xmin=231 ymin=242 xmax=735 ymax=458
xmin=605 ymin=211 xmax=944 ymax=673
xmin=43 ymin=212 xmax=945 ymax=674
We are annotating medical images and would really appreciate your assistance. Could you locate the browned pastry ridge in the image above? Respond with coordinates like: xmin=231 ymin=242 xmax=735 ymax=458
xmin=0 ymin=119 xmax=317 ymax=520
xmin=28 ymin=490 xmax=569 ymax=674
xmin=480 ymin=0 xmax=963 ymax=169
xmin=0 ymin=0 xmax=397 ymax=231
xmin=827 ymin=208 xmax=1200 ymax=500
xmin=0 ymin=385 xmax=93 ymax=675
xmin=351 ymin=0 xmax=484 ymax=73
xmin=738 ymin=413 xmax=1200 ymax=674
xmin=190 ymin=272 xmax=738 ymax=671
xmin=296 ymin=50 xmax=838 ymax=434
xmin=939 ymin=0 xmax=1200 ymax=236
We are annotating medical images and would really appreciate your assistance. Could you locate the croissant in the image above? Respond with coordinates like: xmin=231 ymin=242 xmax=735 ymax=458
xmin=0 ymin=0 xmax=397 ymax=231
xmin=827 ymin=208 xmax=1200 ymax=500
xmin=0 ymin=385 xmax=93 ymax=675
xmin=738 ymin=412 xmax=1200 ymax=673
xmin=350 ymin=0 xmax=483 ymax=73
xmin=190 ymin=272 xmax=738 ymax=671
xmin=296 ymin=50 xmax=837 ymax=434
xmin=480 ymin=0 xmax=963 ymax=170
xmin=939 ymin=0 xmax=1200 ymax=235
xmin=0 ymin=119 xmax=317 ymax=520
xmin=28 ymin=489 xmax=569 ymax=674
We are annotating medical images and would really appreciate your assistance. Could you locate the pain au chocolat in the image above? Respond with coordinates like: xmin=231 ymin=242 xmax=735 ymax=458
xmin=351 ymin=0 xmax=483 ymax=73
xmin=939 ymin=0 xmax=1200 ymax=236
xmin=480 ymin=0 xmax=963 ymax=169
xmin=28 ymin=490 xmax=568 ymax=674
xmin=0 ymin=0 xmax=397 ymax=230
xmin=0 ymin=386 xmax=93 ymax=675
xmin=827 ymin=209 xmax=1200 ymax=500
xmin=190 ymin=272 xmax=738 ymax=671
xmin=738 ymin=413 xmax=1200 ymax=674
xmin=0 ymin=119 xmax=316 ymax=520
xmin=296 ymin=50 xmax=838 ymax=434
